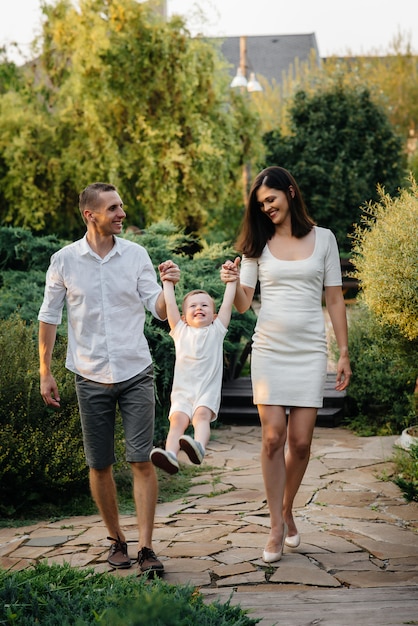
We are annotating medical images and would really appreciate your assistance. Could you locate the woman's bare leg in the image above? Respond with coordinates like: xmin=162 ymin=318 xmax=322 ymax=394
xmin=258 ymin=404 xmax=287 ymax=552
xmin=283 ymin=407 xmax=317 ymax=537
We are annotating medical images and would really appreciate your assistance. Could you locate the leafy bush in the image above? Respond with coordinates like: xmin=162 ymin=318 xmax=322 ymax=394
xmin=0 ymin=562 xmax=259 ymax=625
xmin=351 ymin=178 xmax=418 ymax=341
xmin=337 ymin=302 xmax=416 ymax=435
xmin=393 ymin=438 xmax=418 ymax=502
xmin=392 ymin=441 xmax=418 ymax=503
xmin=0 ymin=226 xmax=69 ymax=327
xmin=346 ymin=178 xmax=418 ymax=435
xmin=0 ymin=226 xmax=67 ymax=271
xmin=0 ymin=315 xmax=89 ymax=517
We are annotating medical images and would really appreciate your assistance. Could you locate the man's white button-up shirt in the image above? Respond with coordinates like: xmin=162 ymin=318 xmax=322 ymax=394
xmin=38 ymin=234 xmax=164 ymax=384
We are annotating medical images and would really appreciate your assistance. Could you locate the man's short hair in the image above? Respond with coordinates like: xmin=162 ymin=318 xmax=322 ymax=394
xmin=78 ymin=182 xmax=117 ymax=224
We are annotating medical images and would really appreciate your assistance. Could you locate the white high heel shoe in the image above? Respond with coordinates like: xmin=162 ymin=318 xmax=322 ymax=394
xmin=284 ymin=532 xmax=300 ymax=548
xmin=262 ymin=523 xmax=288 ymax=563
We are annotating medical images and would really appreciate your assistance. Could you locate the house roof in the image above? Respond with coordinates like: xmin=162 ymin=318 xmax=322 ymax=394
xmin=216 ymin=33 xmax=321 ymax=86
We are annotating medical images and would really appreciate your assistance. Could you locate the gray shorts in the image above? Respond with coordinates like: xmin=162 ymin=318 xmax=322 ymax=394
xmin=75 ymin=366 xmax=155 ymax=469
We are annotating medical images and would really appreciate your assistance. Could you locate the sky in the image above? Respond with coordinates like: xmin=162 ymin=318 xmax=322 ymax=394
xmin=1 ymin=0 xmax=417 ymax=64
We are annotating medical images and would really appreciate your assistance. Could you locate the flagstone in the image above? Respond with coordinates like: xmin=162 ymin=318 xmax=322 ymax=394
xmin=386 ymin=503 xmax=418 ymax=521
xmin=301 ymin=532 xmax=363 ymax=553
xmin=222 ymin=475 xmax=264 ymax=490
xmin=197 ymin=489 xmax=262 ymax=507
xmin=0 ymin=537 xmax=27 ymax=556
xmin=268 ymin=555 xmax=341 ymax=587
xmin=216 ymin=570 xmax=266 ymax=586
xmin=42 ymin=552 xmax=97 ymax=567
xmin=207 ymin=440 xmax=234 ymax=452
xmin=313 ymin=551 xmax=381 ymax=572
xmin=65 ymin=526 xmax=108 ymax=545
xmin=104 ymin=566 xmax=137 ymax=578
xmin=26 ymin=535 xmax=73 ymax=547
xmin=171 ymin=513 xmax=222 ymax=523
xmin=155 ymin=501 xmax=192 ymax=518
xmin=46 ymin=546 xmax=83 ymax=556
xmin=0 ymin=527 xmax=27 ymax=540
xmin=9 ymin=545 xmax=55 ymax=559
xmin=385 ymin=556 xmax=418 ymax=571
xmin=187 ymin=483 xmax=232 ymax=496
xmin=222 ymin=458 xmax=259 ymax=470
xmin=169 ymin=525 xmax=239 ymax=542
xmin=211 ymin=562 xmax=255 ymax=577
xmin=161 ymin=541 xmax=227 ymax=557
xmin=153 ymin=525 xmax=186 ymax=541
xmin=163 ymin=570 xmax=212 ymax=586
xmin=222 ymin=532 xmax=266 ymax=549
xmin=321 ymin=458 xmax=375 ymax=470
xmin=318 ymin=505 xmax=392 ymax=522
xmin=241 ymin=515 xmax=270 ymax=528
xmin=91 ymin=562 xmax=115 ymax=574
xmin=326 ymin=468 xmax=385 ymax=488
xmin=163 ymin=557 xmax=216 ymax=573
xmin=335 ymin=570 xmax=418 ymax=587
xmin=208 ymin=501 xmax=265 ymax=512
xmin=292 ymin=490 xmax=313 ymax=508
xmin=0 ymin=556 xmax=32 ymax=570
xmin=314 ymin=490 xmax=377 ymax=507
xmin=236 ymin=524 xmax=269 ymax=535
xmin=330 ymin=531 xmax=418 ymax=559
xmin=208 ymin=546 xmax=262 ymax=564
xmin=333 ymin=520 xmax=417 ymax=544
xmin=180 ymin=506 xmax=212 ymax=514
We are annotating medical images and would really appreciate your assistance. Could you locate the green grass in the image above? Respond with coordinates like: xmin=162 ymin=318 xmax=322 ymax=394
xmin=0 ymin=562 xmax=260 ymax=625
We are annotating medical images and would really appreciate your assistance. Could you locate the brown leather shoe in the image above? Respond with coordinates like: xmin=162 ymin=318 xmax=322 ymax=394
xmin=137 ymin=547 xmax=164 ymax=577
xmin=107 ymin=535 xmax=132 ymax=568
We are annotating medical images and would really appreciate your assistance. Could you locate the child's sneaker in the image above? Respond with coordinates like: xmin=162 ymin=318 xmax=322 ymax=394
xmin=179 ymin=435 xmax=205 ymax=465
xmin=150 ymin=448 xmax=179 ymax=475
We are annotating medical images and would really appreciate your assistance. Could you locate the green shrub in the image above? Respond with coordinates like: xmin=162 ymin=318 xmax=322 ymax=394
xmin=0 ymin=226 xmax=67 ymax=271
xmin=0 ymin=315 xmax=89 ymax=517
xmin=0 ymin=563 xmax=259 ymax=625
xmin=346 ymin=178 xmax=418 ymax=435
xmin=392 ymin=441 xmax=418 ymax=503
xmin=351 ymin=178 xmax=418 ymax=341
xmin=337 ymin=302 xmax=416 ymax=435
xmin=0 ymin=269 xmax=51 ymax=322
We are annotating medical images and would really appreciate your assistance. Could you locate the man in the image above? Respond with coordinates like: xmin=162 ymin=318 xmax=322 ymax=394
xmin=38 ymin=182 xmax=179 ymax=577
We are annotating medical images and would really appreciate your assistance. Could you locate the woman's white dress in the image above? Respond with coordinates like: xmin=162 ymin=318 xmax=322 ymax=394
xmin=240 ymin=226 xmax=342 ymax=407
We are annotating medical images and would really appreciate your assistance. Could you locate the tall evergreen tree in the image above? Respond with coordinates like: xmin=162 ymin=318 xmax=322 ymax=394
xmin=263 ymin=84 xmax=405 ymax=251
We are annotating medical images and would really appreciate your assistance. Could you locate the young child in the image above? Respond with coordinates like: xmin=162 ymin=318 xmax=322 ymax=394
xmin=150 ymin=261 xmax=237 ymax=474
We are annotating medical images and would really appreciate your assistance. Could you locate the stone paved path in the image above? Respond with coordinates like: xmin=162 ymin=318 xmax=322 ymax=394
xmin=1 ymin=425 xmax=418 ymax=624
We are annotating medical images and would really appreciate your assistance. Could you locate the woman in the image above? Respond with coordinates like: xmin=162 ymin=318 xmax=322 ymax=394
xmin=221 ymin=166 xmax=351 ymax=563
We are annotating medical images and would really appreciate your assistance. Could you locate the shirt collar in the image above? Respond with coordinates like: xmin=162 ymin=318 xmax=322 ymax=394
xmin=80 ymin=234 xmax=123 ymax=259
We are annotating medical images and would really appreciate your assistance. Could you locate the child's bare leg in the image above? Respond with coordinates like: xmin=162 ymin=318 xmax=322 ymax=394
xmin=191 ymin=406 xmax=213 ymax=450
xmin=165 ymin=411 xmax=190 ymax=455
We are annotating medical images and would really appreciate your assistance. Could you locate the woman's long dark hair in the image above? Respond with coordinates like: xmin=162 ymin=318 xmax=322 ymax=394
xmin=235 ymin=166 xmax=315 ymax=258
